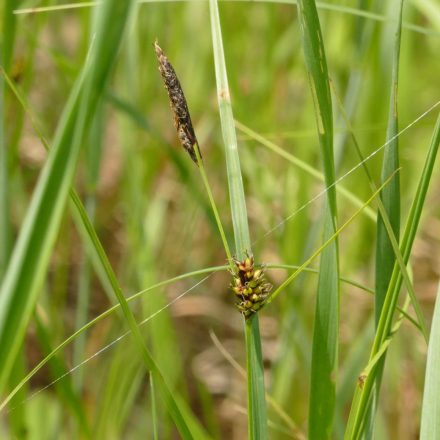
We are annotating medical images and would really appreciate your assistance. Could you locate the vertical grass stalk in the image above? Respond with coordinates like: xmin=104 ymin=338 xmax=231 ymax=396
xmin=330 ymin=81 xmax=428 ymax=340
xmin=0 ymin=3 xmax=210 ymax=438
xmin=367 ymin=1 xmax=404 ymax=436
xmin=420 ymin=281 xmax=440 ymax=439
xmin=209 ymin=0 xmax=268 ymax=438
xmin=0 ymin=0 xmax=18 ymax=279
xmin=345 ymin=113 xmax=440 ymax=439
xmin=296 ymin=1 xmax=339 ymax=438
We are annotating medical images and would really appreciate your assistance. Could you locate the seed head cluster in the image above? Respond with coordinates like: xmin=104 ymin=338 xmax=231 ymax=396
xmin=231 ymin=255 xmax=272 ymax=318
xmin=154 ymin=41 xmax=201 ymax=165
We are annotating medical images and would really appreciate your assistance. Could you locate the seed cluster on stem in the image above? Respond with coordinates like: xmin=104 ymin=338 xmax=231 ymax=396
xmin=230 ymin=254 xmax=272 ymax=318
xmin=154 ymin=42 xmax=272 ymax=320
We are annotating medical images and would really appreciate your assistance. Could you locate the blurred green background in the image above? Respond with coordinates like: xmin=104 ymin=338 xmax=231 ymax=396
xmin=1 ymin=0 xmax=439 ymax=438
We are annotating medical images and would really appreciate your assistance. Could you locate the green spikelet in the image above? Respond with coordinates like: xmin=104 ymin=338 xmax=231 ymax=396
xmin=230 ymin=254 xmax=272 ymax=318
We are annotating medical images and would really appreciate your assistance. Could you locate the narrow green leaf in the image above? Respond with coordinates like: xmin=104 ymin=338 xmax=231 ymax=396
xmin=0 ymin=0 xmax=19 ymax=278
xmin=296 ymin=1 xmax=339 ymax=438
xmin=375 ymin=0 xmax=403 ymax=327
xmin=209 ymin=1 xmax=267 ymax=438
xmin=1 ymin=12 xmax=211 ymax=438
xmin=70 ymin=173 xmax=211 ymax=440
xmin=308 ymin=209 xmax=339 ymax=440
xmin=333 ymin=0 xmax=376 ymax=167
xmin=0 ymin=20 xmax=93 ymax=392
xmin=2 ymin=0 xmax=19 ymax=71
xmin=420 ymin=282 xmax=440 ymax=439
xmin=0 ymin=0 xmax=134 ymax=393
xmin=345 ymin=113 xmax=440 ymax=439
xmin=209 ymin=0 xmax=251 ymax=257
xmin=245 ymin=315 xmax=268 ymax=439
xmin=0 ymin=67 xmax=11 ymax=279
xmin=368 ymin=2 xmax=403 ymax=434
xmin=331 ymin=79 xmax=429 ymax=342
xmin=0 ymin=6 xmax=208 ymax=437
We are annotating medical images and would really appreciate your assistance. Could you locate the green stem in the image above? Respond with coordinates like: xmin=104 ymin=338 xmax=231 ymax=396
xmin=194 ymin=144 xmax=233 ymax=267
xmin=208 ymin=0 xmax=267 ymax=437
xmin=245 ymin=316 xmax=267 ymax=439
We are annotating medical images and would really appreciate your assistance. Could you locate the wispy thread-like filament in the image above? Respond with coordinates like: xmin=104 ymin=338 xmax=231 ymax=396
xmin=154 ymin=41 xmax=201 ymax=164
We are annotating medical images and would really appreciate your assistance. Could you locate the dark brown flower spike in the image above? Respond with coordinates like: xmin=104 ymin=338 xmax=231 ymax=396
xmin=230 ymin=253 xmax=272 ymax=318
xmin=154 ymin=41 xmax=201 ymax=165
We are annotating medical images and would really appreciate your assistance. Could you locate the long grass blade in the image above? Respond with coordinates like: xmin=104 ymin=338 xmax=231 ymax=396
xmin=208 ymin=2 xmax=250 ymax=256
xmin=0 ymin=0 xmax=19 ymax=279
xmin=0 ymin=4 xmax=211 ymax=437
xmin=369 ymin=2 xmax=403 ymax=431
xmin=295 ymin=1 xmax=339 ymax=438
xmin=0 ymin=0 xmax=133 ymax=391
xmin=330 ymin=81 xmax=428 ymax=342
xmin=375 ymin=0 xmax=402 ymax=336
xmin=209 ymin=0 xmax=268 ymax=438
xmin=70 ymin=178 xmax=211 ymax=439
xmin=0 ymin=70 xmax=11 ymax=280
xmin=420 ymin=282 xmax=440 ymax=439
xmin=345 ymin=112 xmax=440 ymax=439
xmin=3 ymin=36 xmax=212 ymax=440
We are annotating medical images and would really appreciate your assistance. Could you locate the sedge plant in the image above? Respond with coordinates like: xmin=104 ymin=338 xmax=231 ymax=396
xmin=1 ymin=0 xmax=440 ymax=438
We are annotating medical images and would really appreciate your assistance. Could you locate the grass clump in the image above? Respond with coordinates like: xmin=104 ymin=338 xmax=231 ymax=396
xmin=1 ymin=1 xmax=439 ymax=439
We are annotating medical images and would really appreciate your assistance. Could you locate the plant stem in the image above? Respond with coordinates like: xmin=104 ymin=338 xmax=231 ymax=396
xmin=194 ymin=144 xmax=233 ymax=267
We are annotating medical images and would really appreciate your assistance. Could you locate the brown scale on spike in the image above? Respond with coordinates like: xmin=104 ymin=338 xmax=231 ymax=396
xmin=230 ymin=253 xmax=272 ymax=318
xmin=154 ymin=41 xmax=201 ymax=165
